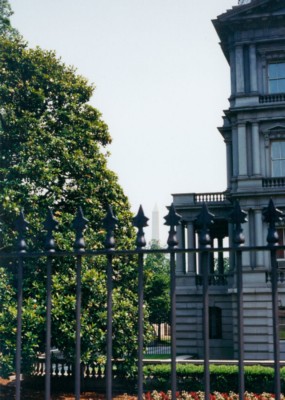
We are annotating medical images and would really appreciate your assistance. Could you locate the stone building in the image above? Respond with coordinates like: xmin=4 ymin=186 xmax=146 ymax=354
xmin=173 ymin=0 xmax=285 ymax=360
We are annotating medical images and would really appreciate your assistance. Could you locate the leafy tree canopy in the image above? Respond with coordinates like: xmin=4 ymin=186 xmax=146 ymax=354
xmin=0 ymin=36 xmax=133 ymax=247
xmin=0 ymin=0 xmax=19 ymax=38
xmin=0 ymin=6 xmax=152 ymax=378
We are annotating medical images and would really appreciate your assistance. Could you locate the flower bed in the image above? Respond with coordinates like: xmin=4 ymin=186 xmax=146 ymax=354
xmin=143 ymin=392 xmax=284 ymax=400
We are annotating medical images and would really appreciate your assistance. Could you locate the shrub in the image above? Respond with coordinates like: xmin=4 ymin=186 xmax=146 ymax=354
xmin=143 ymin=364 xmax=284 ymax=393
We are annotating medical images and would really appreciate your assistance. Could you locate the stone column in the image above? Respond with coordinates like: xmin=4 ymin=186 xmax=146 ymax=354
xmin=224 ymin=133 xmax=233 ymax=189
xmin=232 ymin=126 xmax=239 ymax=177
xmin=218 ymin=236 xmax=224 ymax=275
xmin=210 ymin=238 xmax=215 ymax=274
xmin=255 ymin=210 xmax=264 ymax=268
xmin=176 ymin=224 xmax=185 ymax=274
xmin=236 ymin=45 xmax=245 ymax=93
xmin=228 ymin=223 xmax=235 ymax=274
xmin=252 ymin=122 xmax=261 ymax=175
xmin=238 ymin=123 xmax=247 ymax=176
xmin=264 ymin=132 xmax=270 ymax=177
xmin=186 ymin=222 xmax=196 ymax=275
xmin=230 ymin=47 xmax=236 ymax=95
xmin=242 ymin=214 xmax=251 ymax=267
xmin=249 ymin=44 xmax=258 ymax=92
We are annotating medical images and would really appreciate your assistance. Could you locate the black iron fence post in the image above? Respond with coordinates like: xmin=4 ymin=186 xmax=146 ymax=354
xmin=230 ymin=200 xmax=247 ymax=399
xmin=73 ymin=207 xmax=88 ymax=400
xmin=15 ymin=211 xmax=29 ymax=400
xmin=44 ymin=209 xmax=58 ymax=400
xmin=164 ymin=204 xmax=181 ymax=400
xmin=103 ymin=205 xmax=118 ymax=400
xmin=133 ymin=205 xmax=149 ymax=400
xmin=263 ymin=199 xmax=284 ymax=400
xmin=196 ymin=203 xmax=214 ymax=400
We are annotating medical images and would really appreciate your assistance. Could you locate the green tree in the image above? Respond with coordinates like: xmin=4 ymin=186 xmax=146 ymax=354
xmin=144 ymin=240 xmax=171 ymax=340
xmin=0 ymin=16 xmax=152 ymax=377
xmin=0 ymin=0 xmax=18 ymax=38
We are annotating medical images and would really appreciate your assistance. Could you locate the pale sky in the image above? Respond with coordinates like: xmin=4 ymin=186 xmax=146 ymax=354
xmin=9 ymin=0 xmax=237 ymax=243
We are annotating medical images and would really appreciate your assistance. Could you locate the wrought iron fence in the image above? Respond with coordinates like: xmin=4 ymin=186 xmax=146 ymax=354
xmin=146 ymin=324 xmax=171 ymax=356
xmin=0 ymin=199 xmax=285 ymax=399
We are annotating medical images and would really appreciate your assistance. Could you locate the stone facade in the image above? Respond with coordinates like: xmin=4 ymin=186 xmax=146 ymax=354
xmin=173 ymin=0 xmax=285 ymax=360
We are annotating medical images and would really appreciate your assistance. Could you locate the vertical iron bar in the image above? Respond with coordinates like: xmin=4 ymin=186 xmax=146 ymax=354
xmin=230 ymin=201 xmax=247 ymax=400
xmin=138 ymin=252 xmax=144 ymax=400
xmin=15 ymin=256 xmax=23 ymax=400
xmin=170 ymin=250 xmax=177 ymax=399
xmin=106 ymin=253 xmax=113 ymax=400
xmin=271 ymin=249 xmax=281 ymax=399
xmin=45 ymin=257 xmax=52 ymax=400
xmin=196 ymin=203 xmax=214 ymax=399
xmin=15 ymin=211 xmax=28 ymax=400
xmin=236 ymin=250 xmax=244 ymax=399
xmin=202 ymin=250 xmax=210 ymax=399
xmin=75 ymin=255 xmax=82 ymax=400
xmin=44 ymin=209 xmax=58 ymax=400
xmin=72 ymin=207 xmax=88 ymax=399
xmin=133 ymin=205 xmax=149 ymax=400
xmin=164 ymin=204 xmax=181 ymax=400
xmin=103 ymin=205 xmax=118 ymax=400
xmin=263 ymin=199 xmax=283 ymax=399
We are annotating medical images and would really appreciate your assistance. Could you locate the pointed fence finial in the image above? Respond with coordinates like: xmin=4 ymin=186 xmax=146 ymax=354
xmin=15 ymin=210 xmax=29 ymax=253
xmin=103 ymin=205 xmax=118 ymax=250
xmin=164 ymin=203 xmax=181 ymax=248
xmin=133 ymin=205 xmax=149 ymax=249
xmin=229 ymin=200 xmax=247 ymax=246
xmin=263 ymin=199 xmax=284 ymax=248
xmin=195 ymin=203 xmax=214 ymax=249
xmin=44 ymin=208 xmax=59 ymax=252
xmin=72 ymin=207 xmax=88 ymax=252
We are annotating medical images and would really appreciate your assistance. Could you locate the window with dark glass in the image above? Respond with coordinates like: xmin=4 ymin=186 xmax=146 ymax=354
xmin=209 ymin=306 xmax=222 ymax=339
xmin=268 ymin=62 xmax=285 ymax=93
xmin=279 ymin=307 xmax=285 ymax=340
xmin=271 ymin=141 xmax=285 ymax=177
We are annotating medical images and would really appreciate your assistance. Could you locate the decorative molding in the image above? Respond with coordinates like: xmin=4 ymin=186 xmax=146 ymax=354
xmin=262 ymin=125 xmax=285 ymax=147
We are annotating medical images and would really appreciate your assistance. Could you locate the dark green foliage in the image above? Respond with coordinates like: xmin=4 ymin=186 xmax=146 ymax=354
xmin=143 ymin=364 xmax=285 ymax=393
xmin=0 ymin=20 xmax=153 ymax=377
xmin=144 ymin=241 xmax=170 ymax=327
xmin=0 ymin=0 xmax=18 ymax=38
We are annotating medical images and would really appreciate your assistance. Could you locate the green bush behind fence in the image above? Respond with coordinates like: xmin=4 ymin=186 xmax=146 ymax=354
xmin=143 ymin=364 xmax=285 ymax=393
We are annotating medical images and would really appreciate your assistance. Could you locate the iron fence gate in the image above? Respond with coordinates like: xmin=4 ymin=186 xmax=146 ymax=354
xmin=0 ymin=199 xmax=284 ymax=399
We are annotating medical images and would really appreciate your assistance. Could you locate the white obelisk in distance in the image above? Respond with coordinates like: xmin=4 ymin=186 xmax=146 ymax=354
xmin=151 ymin=204 xmax=160 ymax=242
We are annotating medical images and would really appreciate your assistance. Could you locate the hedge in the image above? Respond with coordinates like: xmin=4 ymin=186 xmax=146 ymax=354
xmin=143 ymin=364 xmax=285 ymax=393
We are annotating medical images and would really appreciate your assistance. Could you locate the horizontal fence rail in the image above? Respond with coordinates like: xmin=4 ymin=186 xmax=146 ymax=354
xmin=0 ymin=200 xmax=285 ymax=399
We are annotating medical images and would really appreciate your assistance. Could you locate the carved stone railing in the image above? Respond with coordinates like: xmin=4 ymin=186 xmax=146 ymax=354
xmin=259 ymin=94 xmax=285 ymax=103
xmin=32 ymin=358 xmax=124 ymax=379
xmin=266 ymin=270 xmax=285 ymax=283
xmin=262 ymin=177 xmax=285 ymax=188
xmin=194 ymin=192 xmax=227 ymax=203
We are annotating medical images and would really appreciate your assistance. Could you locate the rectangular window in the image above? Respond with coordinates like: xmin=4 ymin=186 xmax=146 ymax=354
xmin=271 ymin=141 xmax=285 ymax=177
xmin=279 ymin=307 xmax=285 ymax=340
xmin=209 ymin=306 xmax=222 ymax=339
xmin=268 ymin=62 xmax=285 ymax=93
